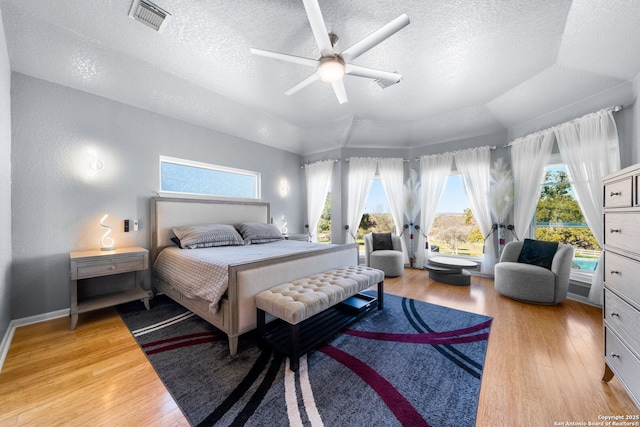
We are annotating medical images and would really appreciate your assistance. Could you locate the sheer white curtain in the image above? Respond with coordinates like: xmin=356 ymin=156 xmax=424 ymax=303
xmin=304 ymin=160 xmax=334 ymax=242
xmin=345 ymin=158 xmax=378 ymax=243
xmin=510 ymin=130 xmax=555 ymax=240
xmin=555 ymin=109 xmax=620 ymax=305
xmin=377 ymin=158 xmax=409 ymax=262
xmin=455 ymin=147 xmax=496 ymax=274
xmin=415 ymin=152 xmax=453 ymax=268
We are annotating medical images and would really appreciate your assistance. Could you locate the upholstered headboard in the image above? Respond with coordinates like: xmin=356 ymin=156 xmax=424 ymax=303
xmin=150 ymin=197 xmax=270 ymax=262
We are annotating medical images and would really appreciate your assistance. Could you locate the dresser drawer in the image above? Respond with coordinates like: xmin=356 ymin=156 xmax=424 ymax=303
xmin=605 ymin=328 xmax=640 ymax=407
xmin=604 ymin=251 xmax=640 ymax=308
xmin=74 ymin=255 xmax=146 ymax=279
xmin=604 ymin=289 xmax=640 ymax=354
xmin=604 ymin=212 xmax=640 ymax=254
xmin=604 ymin=177 xmax=633 ymax=208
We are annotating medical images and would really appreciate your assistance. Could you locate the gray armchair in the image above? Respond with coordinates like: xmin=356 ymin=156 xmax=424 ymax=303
xmin=494 ymin=240 xmax=574 ymax=305
xmin=364 ymin=233 xmax=404 ymax=277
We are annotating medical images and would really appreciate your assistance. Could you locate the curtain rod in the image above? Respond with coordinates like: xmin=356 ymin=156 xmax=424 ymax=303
xmin=413 ymin=145 xmax=497 ymax=161
xmin=300 ymin=159 xmax=339 ymax=168
xmin=505 ymin=105 xmax=623 ymax=147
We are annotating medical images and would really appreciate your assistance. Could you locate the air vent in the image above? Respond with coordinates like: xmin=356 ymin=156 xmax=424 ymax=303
xmin=375 ymin=75 xmax=402 ymax=89
xmin=129 ymin=0 xmax=171 ymax=32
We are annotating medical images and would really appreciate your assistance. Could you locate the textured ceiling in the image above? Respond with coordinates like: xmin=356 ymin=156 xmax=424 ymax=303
xmin=2 ymin=0 xmax=640 ymax=155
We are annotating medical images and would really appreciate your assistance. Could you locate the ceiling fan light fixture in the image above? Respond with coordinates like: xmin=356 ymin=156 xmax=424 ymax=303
xmin=318 ymin=57 xmax=345 ymax=83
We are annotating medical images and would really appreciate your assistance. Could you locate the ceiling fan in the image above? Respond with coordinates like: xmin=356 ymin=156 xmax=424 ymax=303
xmin=250 ymin=0 xmax=410 ymax=104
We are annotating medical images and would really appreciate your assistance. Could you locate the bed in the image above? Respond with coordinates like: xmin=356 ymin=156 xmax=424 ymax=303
xmin=150 ymin=196 xmax=359 ymax=355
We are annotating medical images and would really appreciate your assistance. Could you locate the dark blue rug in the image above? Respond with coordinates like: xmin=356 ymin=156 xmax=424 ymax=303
xmin=117 ymin=291 xmax=492 ymax=427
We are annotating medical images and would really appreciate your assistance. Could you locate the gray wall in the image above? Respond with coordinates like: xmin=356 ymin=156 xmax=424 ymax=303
xmin=0 ymin=11 xmax=11 ymax=337
xmin=10 ymin=73 xmax=303 ymax=319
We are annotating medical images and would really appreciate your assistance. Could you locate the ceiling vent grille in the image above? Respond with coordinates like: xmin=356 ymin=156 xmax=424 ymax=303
xmin=375 ymin=75 xmax=402 ymax=89
xmin=129 ymin=0 xmax=171 ymax=32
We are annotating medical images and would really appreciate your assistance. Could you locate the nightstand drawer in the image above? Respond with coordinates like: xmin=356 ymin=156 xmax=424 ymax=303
xmin=604 ymin=289 xmax=640 ymax=354
xmin=605 ymin=328 xmax=640 ymax=407
xmin=75 ymin=256 xmax=146 ymax=279
xmin=604 ymin=178 xmax=632 ymax=208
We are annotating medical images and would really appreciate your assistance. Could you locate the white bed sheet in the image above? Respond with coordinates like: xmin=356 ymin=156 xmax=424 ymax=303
xmin=153 ymin=240 xmax=337 ymax=314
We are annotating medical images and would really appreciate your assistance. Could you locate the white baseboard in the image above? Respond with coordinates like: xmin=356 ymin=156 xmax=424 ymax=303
xmin=566 ymin=292 xmax=601 ymax=308
xmin=0 ymin=308 xmax=69 ymax=373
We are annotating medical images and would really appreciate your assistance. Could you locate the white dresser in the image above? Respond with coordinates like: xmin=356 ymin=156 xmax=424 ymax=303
xmin=602 ymin=163 xmax=640 ymax=409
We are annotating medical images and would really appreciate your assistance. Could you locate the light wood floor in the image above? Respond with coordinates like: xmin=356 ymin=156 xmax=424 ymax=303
xmin=1 ymin=269 xmax=638 ymax=426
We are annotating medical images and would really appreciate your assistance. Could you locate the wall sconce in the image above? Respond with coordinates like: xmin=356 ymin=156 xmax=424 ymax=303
xmin=279 ymin=179 xmax=290 ymax=197
xmin=86 ymin=148 xmax=105 ymax=178
xmin=100 ymin=214 xmax=115 ymax=251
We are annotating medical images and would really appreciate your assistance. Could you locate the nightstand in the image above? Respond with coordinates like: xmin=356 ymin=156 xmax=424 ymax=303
xmin=69 ymin=246 xmax=151 ymax=330
xmin=284 ymin=233 xmax=309 ymax=242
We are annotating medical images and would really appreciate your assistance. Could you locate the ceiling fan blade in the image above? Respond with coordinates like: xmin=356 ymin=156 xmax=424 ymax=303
xmin=341 ymin=14 xmax=410 ymax=62
xmin=346 ymin=64 xmax=402 ymax=82
xmin=302 ymin=0 xmax=334 ymax=57
xmin=250 ymin=48 xmax=320 ymax=68
xmin=331 ymin=80 xmax=348 ymax=104
xmin=285 ymin=72 xmax=321 ymax=95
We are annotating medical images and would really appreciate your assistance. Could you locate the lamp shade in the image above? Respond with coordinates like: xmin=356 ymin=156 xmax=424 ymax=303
xmin=318 ymin=59 xmax=345 ymax=82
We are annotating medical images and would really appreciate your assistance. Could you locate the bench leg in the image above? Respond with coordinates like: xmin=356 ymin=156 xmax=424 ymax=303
xmin=257 ymin=308 xmax=266 ymax=336
xmin=256 ymin=308 xmax=268 ymax=350
xmin=289 ymin=323 xmax=300 ymax=372
xmin=377 ymin=280 xmax=384 ymax=310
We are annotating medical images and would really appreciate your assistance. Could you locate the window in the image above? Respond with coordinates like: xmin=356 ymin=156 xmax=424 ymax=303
xmin=316 ymin=190 xmax=332 ymax=243
xmin=351 ymin=178 xmax=395 ymax=256
xmin=360 ymin=179 xmax=395 ymax=235
xmin=159 ymin=156 xmax=260 ymax=199
xmin=533 ymin=160 xmax=599 ymax=273
xmin=428 ymin=174 xmax=483 ymax=258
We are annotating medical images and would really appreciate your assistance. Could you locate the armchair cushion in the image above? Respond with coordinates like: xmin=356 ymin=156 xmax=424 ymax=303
xmin=517 ymin=238 xmax=558 ymax=270
xmin=372 ymin=232 xmax=393 ymax=251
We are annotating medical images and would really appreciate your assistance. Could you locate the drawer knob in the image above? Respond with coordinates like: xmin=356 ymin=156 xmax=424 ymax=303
xmin=609 ymin=228 xmax=621 ymax=233
xmin=610 ymin=191 xmax=622 ymax=196
xmin=610 ymin=270 xmax=620 ymax=275
xmin=610 ymin=312 xmax=619 ymax=317
xmin=110 ymin=265 xmax=117 ymax=270
xmin=610 ymin=352 xmax=620 ymax=358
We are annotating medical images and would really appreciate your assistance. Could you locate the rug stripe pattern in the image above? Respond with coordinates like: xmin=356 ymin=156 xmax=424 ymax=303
xmin=403 ymin=297 xmax=488 ymax=379
xmin=117 ymin=292 xmax=492 ymax=426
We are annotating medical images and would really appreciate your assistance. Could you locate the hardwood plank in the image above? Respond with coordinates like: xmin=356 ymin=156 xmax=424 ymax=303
xmin=0 ymin=269 xmax=637 ymax=426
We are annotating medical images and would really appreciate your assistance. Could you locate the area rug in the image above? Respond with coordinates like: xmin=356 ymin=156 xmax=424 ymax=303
xmin=117 ymin=291 xmax=492 ymax=427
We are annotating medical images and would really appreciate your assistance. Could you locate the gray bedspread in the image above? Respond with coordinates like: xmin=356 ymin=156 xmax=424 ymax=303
xmin=153 ymin=240 xmax=335 ymax=314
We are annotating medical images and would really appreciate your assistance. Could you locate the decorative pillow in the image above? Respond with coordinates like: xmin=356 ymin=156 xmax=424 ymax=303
xmin=170 ymin=236 xmax=183 ymax=249
xmin=172 ymin=224 xmax=244 ymax=249
xmin=517 ymin=239 xmax=559 ymax=270
xmin=235 ymin=222 xmax=284 ymax=244
xmin=372 ymin=232 xmax=394 ymax=251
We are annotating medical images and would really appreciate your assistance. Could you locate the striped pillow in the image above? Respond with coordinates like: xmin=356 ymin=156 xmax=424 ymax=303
xmin=235 ymin=222 xmax=284 ymax=244
xmin=172 ymin=224 xmax=244 ymax=249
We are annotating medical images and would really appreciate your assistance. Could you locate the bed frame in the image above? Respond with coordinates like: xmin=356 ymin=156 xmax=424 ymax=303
xmin=149 ymin=196 xmax=358 ymax=355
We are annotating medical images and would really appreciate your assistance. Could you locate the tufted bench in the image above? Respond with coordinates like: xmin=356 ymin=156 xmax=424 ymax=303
xmin=255 ymin=265 xmax=384 ymax=371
